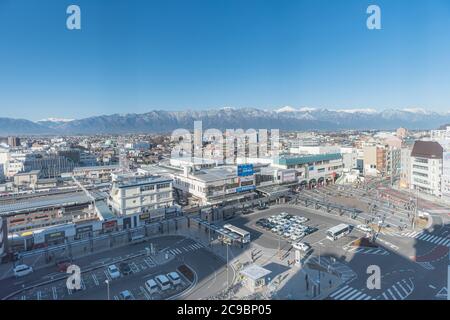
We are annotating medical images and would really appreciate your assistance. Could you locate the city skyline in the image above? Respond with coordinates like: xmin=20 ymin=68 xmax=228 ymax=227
xmin=1 ymin=0 xmax=450 ymax=120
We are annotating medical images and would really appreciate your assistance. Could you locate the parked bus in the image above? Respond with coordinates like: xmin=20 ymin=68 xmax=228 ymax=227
xmin=326 ymin=224 xmax=351 ymax=241
xmin=223 ymin=224 xmax=251 ymax=243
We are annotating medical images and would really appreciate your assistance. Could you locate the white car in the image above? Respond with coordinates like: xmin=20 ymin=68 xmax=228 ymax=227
xmin=356 ymin=225 xmax=372 ymax=233
xmin=107 ymin=264 xmax=121 ymax=279
xmin=290 ymin=234 xmax=301 ymax=242
xmin=145 ymin=279 xmax=159 ymax=294
xmin=283 ymin=232 xmax=292 ymax=238
xmin=119 ymin=290 xmax=134 ymax=300
xmin=293 ymin=242 xmax=311 ymax=252
xmin=13 ymin=264 xmax=33 ymax=278
xmin=155 ymin=274 xmax=171 ymax=291
xmin=167 ymin=272 xmax=181 ymax=286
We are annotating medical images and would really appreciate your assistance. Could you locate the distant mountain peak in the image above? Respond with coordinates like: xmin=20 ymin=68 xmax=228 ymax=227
xmin=38 ymin=118 xmax=74 ymax=123
xmin=2 ymin=107 xmax=450 ymax=135
xmin=276 ymin=106 xmax=297 ymax=113
xmin=337 ymin=108 xmax=378 ymax=114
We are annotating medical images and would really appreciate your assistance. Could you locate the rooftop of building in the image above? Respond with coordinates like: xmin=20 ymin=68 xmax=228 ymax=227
xmin=181 ymin=166 xmax=241 ymax=182
xmin=274 ymin=153 xmax=342 ymax=166
xmin=0 ymin=191 xmax=106 ymax=216
xmin=240 ymin=264 xmax=271 ymax=281
xmin=73 ymin=164 xmax=120 ymax=172
xmin=411 ymin=140 xmax=443 ymax=159
xmin=113 ymin=173 xmax=172 ymax=188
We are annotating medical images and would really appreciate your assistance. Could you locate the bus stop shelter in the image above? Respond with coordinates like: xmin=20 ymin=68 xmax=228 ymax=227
xmin=240 ymin=264 xmax=272 ymax=293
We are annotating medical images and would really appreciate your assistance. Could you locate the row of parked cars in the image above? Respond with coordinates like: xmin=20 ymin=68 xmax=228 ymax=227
xmin=256 ymin=212 xmax=318 ymax=243
xmin=256 ymin=212 xmax=318 ymax=252
xmin=118 ymin=272 xmax=181 ymax=300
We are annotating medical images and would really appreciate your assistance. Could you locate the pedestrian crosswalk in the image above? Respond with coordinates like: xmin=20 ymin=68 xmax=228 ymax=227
xmin=377 ymin=279 xmax=414 ymax=300
xmin=308 ymin=257 xmax=356 ymax=283
xmin=399 ymin=231 xmax=450 ymax=246
xmin=328 ymin=285 xmax=374 ymax=300
xmin=417 ymin=261 xmax=435 ymax=270
xmin=345 ymin=246 xmax=389 ymax=256
xmin=167 ymin=242 xmax=205 ymax=256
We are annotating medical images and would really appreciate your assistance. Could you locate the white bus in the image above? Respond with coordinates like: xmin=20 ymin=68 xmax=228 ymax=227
xmin=326 ymin=224 xmax=351 ymax=241
xmin=223 ymin=224 xmax=251 ymax=243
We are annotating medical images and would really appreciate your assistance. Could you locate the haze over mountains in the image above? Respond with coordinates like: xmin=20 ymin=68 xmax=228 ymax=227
xmin=1 ymin=107 xmax=449 ymax=135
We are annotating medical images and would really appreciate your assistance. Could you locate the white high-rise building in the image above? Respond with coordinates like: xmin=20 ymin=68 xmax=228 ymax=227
xmin=410 ymin=141 xmax=443 ymax=197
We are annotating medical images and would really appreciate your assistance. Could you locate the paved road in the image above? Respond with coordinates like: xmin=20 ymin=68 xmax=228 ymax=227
xmin=222 ymin=204 xmax=450 ymax=300
xmin=1 ymin=235 xmax=231 ymax=300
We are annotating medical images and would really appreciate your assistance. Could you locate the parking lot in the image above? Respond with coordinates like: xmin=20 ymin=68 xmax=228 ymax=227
xmin=229 ymin=206 xmax=367 ymax=253
xmin=10 ymin=249 xmax=192 ymax=300
xmin=3 ymin=235 xmax=233 ymax=301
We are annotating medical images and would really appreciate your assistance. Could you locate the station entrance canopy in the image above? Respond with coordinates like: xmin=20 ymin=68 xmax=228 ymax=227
xmin=256 ymin=185 xmax=291 ymax=197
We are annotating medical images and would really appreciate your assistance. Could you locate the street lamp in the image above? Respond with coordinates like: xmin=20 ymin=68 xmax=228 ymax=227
xmin=105 ymin=280 xmax=110 ymax=300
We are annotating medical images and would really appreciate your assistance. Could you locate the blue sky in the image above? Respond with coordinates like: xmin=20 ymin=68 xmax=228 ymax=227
xmin=1 ymin=0 xmax=450 ymax=120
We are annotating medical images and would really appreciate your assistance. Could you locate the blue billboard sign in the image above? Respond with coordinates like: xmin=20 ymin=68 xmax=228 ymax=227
xmin=237 ymin=164 xmax=254 ymax=177
xmin=236 ymin=185 xmax=256 ymax=193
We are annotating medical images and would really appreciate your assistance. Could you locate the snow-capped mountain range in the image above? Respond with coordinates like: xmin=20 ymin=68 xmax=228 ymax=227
xmin=0 ymin=107 xmax=449 ymax=135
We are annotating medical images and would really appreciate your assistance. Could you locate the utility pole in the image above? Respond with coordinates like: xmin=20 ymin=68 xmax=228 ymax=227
xmin=226 ymin=242 xmax=230 ymax=291
xmin=318 ymin=245 xmax=321 ymax=295
xmin=413 ymin=188 xmax=418 ymax=229
xmin=105 ymin=280 xmax=110 ymax=300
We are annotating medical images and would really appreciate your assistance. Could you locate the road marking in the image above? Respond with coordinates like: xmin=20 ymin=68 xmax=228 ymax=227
xmin=431 ymin=236 xmax=441 ymax=244
xmin=417 ymin=233 xmax=429 ymax=240
xmin=392 ymin=285 xmax=404 ymax=299
xmin=387 ymin=288 xmax=397 ymax=300
xmin=81 ymin=278 xmax=86 ymax=290
xmin=436 ymin=238 xmax=446 ymax=245
xmin=36 ymin=291 xmax=41 ymax=300
xmin=422 ymin=235 xmax=433 ymax=241
xmin=104 ymin=270 xmax=112 ymax=281
xmin=130 ymin=262 xmax=139 ymax=273
xmin=92 ymin=273 xmax=99 ymax=286
xmin=382 ymin=292 xmax=388 ymax=299
xmin=443 ymin=239 xmax=450 ymax=246
xmin=428 ymin=284 xmax=436 ymax=290
xmin=397 ymin=282 xmax=410 ymax=295
xmin=329 ymin=285 xmax=349 ymax=298
xmin=144 ymin=257 xmax=155 ymax=268
xmin=52 ymin=287 xmax=58 ymax=300
xmin=113 ymin=295 xmax=119 ymax=300
xmin=331 ymin=287 xmax=354 ymax=299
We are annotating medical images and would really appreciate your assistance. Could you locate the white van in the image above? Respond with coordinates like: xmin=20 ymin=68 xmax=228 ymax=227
xmin=155 ymin=274 xmax=171 ymax=291
xmin=13 ymin=264 xmax=33 ymax=278
xmin=167 ymin=272 xmax=181 ymax=286
xmin=145 ymin=279 xmax=159 ymax=294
